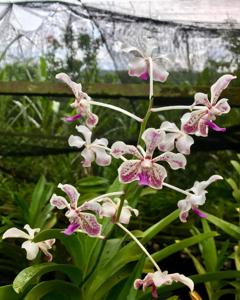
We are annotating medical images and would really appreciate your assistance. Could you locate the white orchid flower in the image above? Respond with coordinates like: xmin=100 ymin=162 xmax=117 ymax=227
xmin=2 ymin=224 xmax=55 ymax=261
xmin=68 ymin=125 xmax=112 ymax=167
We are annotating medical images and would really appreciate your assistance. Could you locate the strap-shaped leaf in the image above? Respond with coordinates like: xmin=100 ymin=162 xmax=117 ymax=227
xmin=13 ymin=263 xmax=82 ymax=294
xmin=0 ymin=285 xmax=21 ymax=300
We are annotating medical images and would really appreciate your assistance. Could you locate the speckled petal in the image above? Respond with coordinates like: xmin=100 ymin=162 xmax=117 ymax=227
xmin=210 ymin=74 xmax=236 ymax=104
xmin=79 ymin=213 xmax=102 ymax=237
xmin=118 ymin=160 xmax=141 ymax=184
xmin=58 ymin=183 xmax=80 ymax=208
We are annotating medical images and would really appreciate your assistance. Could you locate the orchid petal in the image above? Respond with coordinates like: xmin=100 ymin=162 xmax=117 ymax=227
xmin=122 ymin=45 xmax=144 ymax=57
xmin=169 ymin=273 xmax=194 ymax=291
xmin=38 ymin=239 xmax=55 ymax=262
xmin=210 ymin=74 xmax=236 ymax=104
xmin=118 ymin=160 xmax=141 ymax=184
xmin=177 ymin=199 xmax=191 ymax=223
xmin=175 ymin=134 xmax=194 ymax=155
xmin=21 ymin=240 xmax=39 ymax=260
xmin=158 ymin=133 xmax=176 ymax=152
xmin=119 ymin=206 xmax=139 ymax=224
xmin=154 ymin=152 xmax=186 ymax=170
xmin=147 ymin=163 xmax=167 ymax=189
xmin=79 ymin=201 xmax=102 ymax=215
xmin=81 ymin=148 xmax=95 ymax=167
xmin=23 ymin=225 xmax=40 ymax=239
xmin=50 ymin=194 xmax=69 ymax=210
xmin=214 ymin=98 xmax=231 ymax=114
xmin=68 ymin=135 xmax=85 ymax=148
xmin=128 ymin=57 xmax=148 ymax=79
xmin=181 ymin=110 xmax=207 ymax=135
xmin=160 ymin=121 xmax=179 ymax=131
xmin=93 ymin=146 xmax=112 ymax=166
xmin=63 ymin=223 xmax=80 ymax=235
xmin=193 ymin=93 xmax=210 ymax=107
xmin=142 ymin=128 xmax=164 ymax=158
xmin=56 ymin=73 xmax=82 ymax=99
xmin=191 ymin=175 xmax=223 ymax=195
xmin=197 ymin=118 xmax=208 ymax=137
xmin=111 ymin=142 xmax=141 ymax=159
xmin=152 ymin=61 xmax=169 ymax=82
xmin=2 ymin=227 xmax=30 ymax=240
xmin=192 ymin=208 xmax=207 ymax=219
xmin=205 ymin=120 xmax=226 ymax=132
xmin=101 ymin=201 xmax=116 ymax=218
xmin=86 ymin=112 xmax=98 ymax=128
xmin=75 ymin=125 xmax=92 ymax=144
xmin=58 ymin=183 xmax=80 ymax=207
xmin=79 ymin=213 xmax=102 ymax=237
xmin=63 ymin=114 xmax=81 ymax=123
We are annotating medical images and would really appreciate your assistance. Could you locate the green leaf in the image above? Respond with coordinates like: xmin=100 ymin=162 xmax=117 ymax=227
xmin=204 ymin=212 xmax=240 ymax=240
xmin=24 ymin=280 xmax=81 ymax=300
xmin=144 ymin=232 xmax=218 ymax=270
xmin=200 ymin=219 xmax=217 ymax=272
xmin=141 ymin=209 xmax=179 ymax=244
xmin=116 ymin=255 xmax=145 ymax=300
xmin=13 ymin=263 xmax=82 ymax=294
xmin=231 ymin=160 xmax=240 ymax=175
xmin=0 ymin=285 xmax=22 ymax=300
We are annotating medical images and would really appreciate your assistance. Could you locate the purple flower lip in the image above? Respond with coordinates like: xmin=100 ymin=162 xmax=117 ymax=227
xmin=192 ymin=208 xmax=207 ymax=219
xmin=63 ymin=113 xmax=81 ymax=123
xmin=205 ymin=120 xmax=226 ymax=132
xmin=138 ymin=172 xmax=150 ymax=186
xmin=63 ymin=223 xmax=80 ymax=235
xmin=139 ymin=72 xmax=149 ymax=81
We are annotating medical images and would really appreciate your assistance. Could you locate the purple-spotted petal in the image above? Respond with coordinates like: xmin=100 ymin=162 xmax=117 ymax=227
xmin=63 ymin=114 xmax=81 ymax=123
xmin=63 ymin=223 xmax=80 ymax=235
xmin=111 ymin=142 xmax=141 ymax=159
xmin=154 ymin=152 xmax=186 ymax=170
xmin=58 ymin=183 xmax=80 ymax=208
xmin=175 ymin=134 xmax=194 ymax=155
xmin=142 ymin=128 xmax=164 ymax=158
xmin=50 ymin=194 xmax=69 ymax=210
xmin=128 ymin=57 xmax=148 ymax=79
xmin=79 ymin=213 xmax=102 ymax=237
xmin=38 ymin=239 xmax=55 ymax=262
xmin=197 ymin=119 xmax=209 ymax=137
xmin=205 ymin=120 xmax=226 ymax=132
xmin=118 ymin=160 xmax=141 ymax=184
xmin=146 ymin=163 xmax=167 ymax=189
xmin=86 ymin=112 xmax=98 ymax=128
xmin=152 ymin=61 xmax=169 ymax=82
xmin=193 ymin=93 xmax=210 ymax=107
xmin=56 ymin=73 xmax=82 ymax=99
xmin=182 ymin=110 xmax=208 ymax=135
xmin=210 ymin=74 xmax=236 ymax=104
xmin=79 ymin=201 xmax=102 ymax=215
xmin=214 ymin=98 xmax=231 ymax=114
xmin=81 ymin=148 xmax=95 ymax=167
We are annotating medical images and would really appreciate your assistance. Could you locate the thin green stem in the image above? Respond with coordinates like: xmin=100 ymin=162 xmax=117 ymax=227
xmin=117 ymin=222 xmax=161 ymax=271
xmin=163 ymin=182 xmax=193 ymax=197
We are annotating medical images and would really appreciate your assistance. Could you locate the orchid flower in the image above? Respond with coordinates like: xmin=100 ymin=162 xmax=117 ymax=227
xmin=68 ymin=125 xmax=112 ymax=167
xmin=134 ymin=270 xmax=194 ymax=299
xmin=111 ymin=128 xmax=186 ymax=189
xmin=50 ymin=183 xmax=102 ymax=236
xmin=56 ymin=73 xmax=98 ymax=128
xmin=56 ymin=73 xmax=142 ymax=123
xmin=122 ymin=37 xmax=169 ymax=82
xmin=158 ymin=121 xmax=194 ymax=155
xmin=98 ymin=197 xmax=139 ymax=224
xmin=177 ymin=175 xmax=223 ymax=222
xmin=2 ymin=224 xmax=55 ymax=261
xmin=181 ymin=74 xmax=236 ymax=136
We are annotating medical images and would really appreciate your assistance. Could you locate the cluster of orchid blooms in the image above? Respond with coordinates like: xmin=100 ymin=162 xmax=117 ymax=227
xmin=2 ymin=37 xmax=236 ymax=299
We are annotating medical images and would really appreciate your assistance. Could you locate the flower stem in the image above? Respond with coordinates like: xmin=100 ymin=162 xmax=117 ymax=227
xmin=89 ymin=100 xmax=143 ymax=122
xmin=94 ymin=145 xmax=127 ymax=161
xmin=151 ymin=105 xmax=205 ymax=112
xmin=115 ymin=197 xmax=125 ymax=222
xmin=163 ymin=182 xmax=193 ymax=196
xmin=91 ymin=191 xmax=124 ymax=202
xmin=117 ymin=222 xmax=161 ymax=272
xmin=137 ymin=58 xmax=154 ymax=145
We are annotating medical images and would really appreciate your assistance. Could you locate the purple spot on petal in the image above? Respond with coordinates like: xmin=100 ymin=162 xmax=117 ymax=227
xmin=205 ymin=120 xmax=226 ymax=132
xmin=138 ymin=172 xmax=150 ymax=186
xmin=63 ymin=114 xmax=81 ymax=123
xmin=192 ymin=208 xmax=207 ymax=219
xmin=139 ymin=72 xmax=149 ymax=80
xmin=63 ymin=223 xmax=80 ymax=235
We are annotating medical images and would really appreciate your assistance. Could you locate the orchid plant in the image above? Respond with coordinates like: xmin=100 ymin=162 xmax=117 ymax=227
xmin=2 ymin=36 xmax=237 ymax=300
